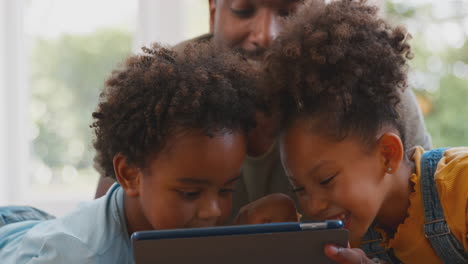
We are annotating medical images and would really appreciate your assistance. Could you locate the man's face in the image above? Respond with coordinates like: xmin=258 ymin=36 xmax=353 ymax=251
xmin=209 ymin=0 xmax=301 ymax=61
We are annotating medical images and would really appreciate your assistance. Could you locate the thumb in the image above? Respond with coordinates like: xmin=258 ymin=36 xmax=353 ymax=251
xmin=324 ymin=244 xmax=369 ymax=264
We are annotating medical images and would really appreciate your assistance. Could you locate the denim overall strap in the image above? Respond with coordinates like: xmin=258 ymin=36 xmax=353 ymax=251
xmin=360 ymin=222 xmax=401 ymax=264
xmin=420 ymin=147 xmax=468 ymax=263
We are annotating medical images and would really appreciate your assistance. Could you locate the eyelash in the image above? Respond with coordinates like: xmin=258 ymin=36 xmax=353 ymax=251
xmin=177 ymin=190 xmax=200 ymax=201
xmin=291 ymin=172 xmax=338 ymax=193
xmin=230 ymin=7 xmax=255 ymax=18
xmin=319 ymin=173 xmax=338 ymax=186
xmin=220 ymin=188 xmax=236 ymax=193
xmin=291 ymin=186 xmax=305 ymax=193
xmin=176 ymin=188 xmax=236 ymax=200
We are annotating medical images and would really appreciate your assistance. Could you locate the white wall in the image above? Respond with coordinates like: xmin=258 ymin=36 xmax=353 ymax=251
xmin=0 ymin=0 xmax=29 ymax=205
xmin=135 ymin=0 xmax=210 ymax=51
xmin=0 ymin=0 xmax=7 ymax=205
xmin=135 ymin=0 xmax=186 ymax=50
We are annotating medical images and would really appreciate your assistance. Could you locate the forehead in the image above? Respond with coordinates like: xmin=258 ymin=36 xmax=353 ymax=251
xmin=280 ymin=118 xmax=370 ymax=172
xmin=281 ymin=119 xmax=335 ymax=160
xmin=162 ymin=129 xmax=244 ymax=158
xmin=146 ymin=129 xmax=246 ymax=178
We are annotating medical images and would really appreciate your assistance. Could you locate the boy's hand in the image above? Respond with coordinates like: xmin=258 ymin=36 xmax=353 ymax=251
xmin=324 ymin=244 xmax=387 ymax=264
xmin=233 ymin=193 xmax=299 ymax=225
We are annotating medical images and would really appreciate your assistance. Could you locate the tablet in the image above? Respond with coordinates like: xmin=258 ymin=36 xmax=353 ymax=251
xmin=132 ymin=221 xmax=348 ymax=264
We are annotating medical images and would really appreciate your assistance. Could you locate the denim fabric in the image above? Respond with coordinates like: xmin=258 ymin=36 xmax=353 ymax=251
xmin=0 ymin=184 xmax=133 ymax=264
xmin=0 ymin=206 xmax=55 ymax=228
xmin=360 ymin=148 xmax=468 ymax=263
xmin=420 ymin=148 xmax=468 ymax=263
xmin=360 ymin=222 xmax=401 ymax=264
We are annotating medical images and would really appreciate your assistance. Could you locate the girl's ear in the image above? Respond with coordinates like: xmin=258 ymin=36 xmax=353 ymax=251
xmin=377 ymin=132 xmax=404 ymax=174
xmin=113 ymin=153 xmax=142 ymax=197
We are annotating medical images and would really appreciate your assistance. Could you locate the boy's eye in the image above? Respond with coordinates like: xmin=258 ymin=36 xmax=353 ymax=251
xmin=219 ymin=188 xmax=236 ymax=196
xmin=176 ymin=190 xmax=201 ymax=201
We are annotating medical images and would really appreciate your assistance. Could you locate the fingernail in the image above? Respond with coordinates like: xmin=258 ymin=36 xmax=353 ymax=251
xmin=328 ymin=245 xmax=339 ymax=255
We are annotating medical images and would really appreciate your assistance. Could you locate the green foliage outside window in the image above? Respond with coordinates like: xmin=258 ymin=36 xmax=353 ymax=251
xmin=30 ymin=29 xmax=132 ymax=186
xmin=386 ymin=1 xmax=468 ymax=148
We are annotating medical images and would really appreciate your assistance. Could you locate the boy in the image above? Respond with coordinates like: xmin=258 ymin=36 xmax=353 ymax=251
xmin=0 ymin=43 xmax=259 ymax=263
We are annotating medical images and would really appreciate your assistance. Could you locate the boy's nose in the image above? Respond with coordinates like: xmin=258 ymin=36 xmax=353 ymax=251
xmin=248 ymin=10 xmax=279 ymax=49
xmin=198 ymin=199 xmax=222 ymax=221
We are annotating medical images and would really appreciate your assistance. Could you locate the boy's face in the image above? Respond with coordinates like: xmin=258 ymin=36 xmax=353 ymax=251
xmin=279 ymin=119 xmax=389 ymax=244
xmin=209 ymin=0 xmax=301 ymax=61
xmin=123 ymin=130 xmax=246 ymax=231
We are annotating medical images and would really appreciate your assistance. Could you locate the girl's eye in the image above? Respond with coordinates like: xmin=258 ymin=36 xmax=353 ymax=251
xmin=230 ymin=7 xmax=255 ymax=18
xmin=319 ymin=173 xmax=338 ymax=186
xmin=177 ymin=190 xmax=201 ymax=201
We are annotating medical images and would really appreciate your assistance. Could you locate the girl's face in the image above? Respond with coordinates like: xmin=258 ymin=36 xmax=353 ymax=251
xmin=119 ymin=130 xmax=246 ymax=233
xmin=280 ymin=119 xmax=391 ymax=244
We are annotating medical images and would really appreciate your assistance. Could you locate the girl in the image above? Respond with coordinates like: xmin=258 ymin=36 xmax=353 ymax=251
xmin=0 ymin=42 xmax=259 ymax=263
xmin=264 ymin=0 xmax=468 ymax=263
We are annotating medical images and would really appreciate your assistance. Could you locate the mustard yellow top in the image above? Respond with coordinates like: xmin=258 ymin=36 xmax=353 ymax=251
xmin=377 ymin=147 xmax=468 ymax=264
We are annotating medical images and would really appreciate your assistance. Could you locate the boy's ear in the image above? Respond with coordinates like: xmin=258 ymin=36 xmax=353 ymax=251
xmin=209 ymin=0 xmax=216 ymax=33
xmin=113 ymin=153 xmax=141 ymax=197
xmin=377 ymin=132 xmax=404 ymax=174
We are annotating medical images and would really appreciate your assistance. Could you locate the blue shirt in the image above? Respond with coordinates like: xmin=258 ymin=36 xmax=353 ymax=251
xmin=0 ymin=184 xmax=133 ymax=264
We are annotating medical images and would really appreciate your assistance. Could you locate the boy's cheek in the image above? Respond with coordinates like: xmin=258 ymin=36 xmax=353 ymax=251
xmin=148 ymin=200 xmax=195 ymax=229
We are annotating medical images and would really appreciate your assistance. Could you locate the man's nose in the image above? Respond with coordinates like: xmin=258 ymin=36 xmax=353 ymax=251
xmin=248 ymin=10 xmax=280 ymax=49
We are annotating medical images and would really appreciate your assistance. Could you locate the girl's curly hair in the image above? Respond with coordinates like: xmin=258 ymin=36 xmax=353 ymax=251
xmin=265 ymin=0 xmax=412 ymax=147
xmin=92 ymin=42 xmax=258 ymax=178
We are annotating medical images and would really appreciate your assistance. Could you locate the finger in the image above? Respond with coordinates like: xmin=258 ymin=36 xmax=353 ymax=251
xmin=233 ymin=210 xmax=248 ymax=225
xmin=232 ymin=214 xmax=240 ymax=225
xmin=324 ymin=244 xmax=372 ymax=264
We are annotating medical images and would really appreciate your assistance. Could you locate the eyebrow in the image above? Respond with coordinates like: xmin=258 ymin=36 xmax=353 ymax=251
xmin=176 ymin=178 xmax=211 ymax=185
xmin=176 ymin=175 xmax=241 ymax=186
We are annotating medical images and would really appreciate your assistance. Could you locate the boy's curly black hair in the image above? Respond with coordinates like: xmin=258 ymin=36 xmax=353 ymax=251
xmin=92 ymin=43 xmax=258 ymax=178
xmin=264 ymin=0 xmax=412 ymax=148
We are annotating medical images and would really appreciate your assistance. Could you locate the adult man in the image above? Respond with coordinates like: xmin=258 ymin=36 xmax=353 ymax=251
xmin=95 ymin=0 xmax=431 ymax=222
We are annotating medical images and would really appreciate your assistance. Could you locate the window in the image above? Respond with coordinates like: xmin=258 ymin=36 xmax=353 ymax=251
xmin=24 ymin=0 xmax=137 ymax=216
xmin=387 ymin=0 xmax=468 ymax=147
xmin=0 ymin=0 xmax=209 ymax=216
xmin=7 ymin=1 xmax=464 ymax=217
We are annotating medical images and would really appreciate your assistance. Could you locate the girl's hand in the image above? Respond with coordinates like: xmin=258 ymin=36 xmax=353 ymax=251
xmin=233 ymin=193 xmax=298 ymax=225
xmin=324 ymin=244 xmax=387 ymax=264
